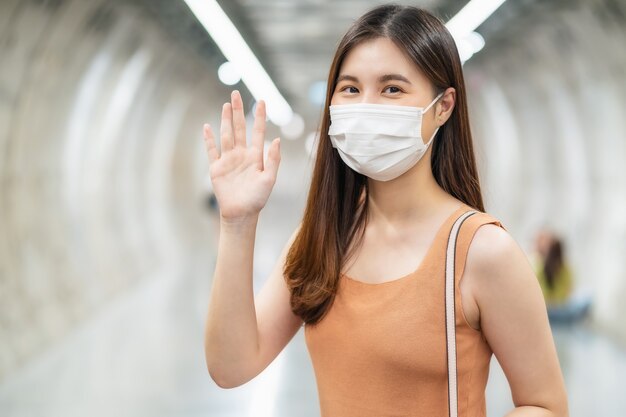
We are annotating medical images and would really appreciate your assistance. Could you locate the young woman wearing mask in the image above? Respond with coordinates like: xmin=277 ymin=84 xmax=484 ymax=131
xmin=202 ymin=4 xmax=569 ymax=417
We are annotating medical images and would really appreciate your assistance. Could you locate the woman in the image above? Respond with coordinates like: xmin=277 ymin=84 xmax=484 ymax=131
xmin=532 ymin=229 xmax=574 ymax=306
xmin=202 ymin=4 xmax=569 ymax=417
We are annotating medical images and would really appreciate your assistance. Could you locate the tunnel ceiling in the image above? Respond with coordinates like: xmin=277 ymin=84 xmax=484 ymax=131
xmin=131 ymin=0 xmax=589 ymax=122
xmin=130 ymin=0 xmax=459 ymax=112
xmin=127 ymin=0 xmax=626 ymax=128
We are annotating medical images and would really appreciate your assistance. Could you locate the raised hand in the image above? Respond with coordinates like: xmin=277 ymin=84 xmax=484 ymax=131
xmin=202 ymin=90 xmax=281 ymax=223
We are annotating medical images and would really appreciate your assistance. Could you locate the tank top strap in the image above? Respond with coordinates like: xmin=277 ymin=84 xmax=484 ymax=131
xmin=453 ymin=211 xmax=507 ymax=289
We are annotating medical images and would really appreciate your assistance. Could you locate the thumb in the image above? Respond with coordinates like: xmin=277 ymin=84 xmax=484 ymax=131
xmin=264 ymin=137 xmax=281 ymax=179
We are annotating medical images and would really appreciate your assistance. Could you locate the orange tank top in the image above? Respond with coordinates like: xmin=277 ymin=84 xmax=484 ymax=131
xmin=304 ymin=204 xmax=507 ymax=417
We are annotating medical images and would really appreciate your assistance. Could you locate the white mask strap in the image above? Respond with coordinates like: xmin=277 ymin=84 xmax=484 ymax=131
xmin=425 ymin=126 xmax=440 ymax=147
xmin=423 ymin=92 xmax=444 ymax=114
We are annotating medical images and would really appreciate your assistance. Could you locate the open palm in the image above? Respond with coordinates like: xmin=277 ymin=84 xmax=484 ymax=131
xmin=202 ymin=90 xmax=281 ymax=221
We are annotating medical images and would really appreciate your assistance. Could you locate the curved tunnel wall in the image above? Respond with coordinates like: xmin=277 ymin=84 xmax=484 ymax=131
xmin=0 ymin=0 xmax=232 ymax=377
xmin=467 ymin=1 xmax=626 ymax=340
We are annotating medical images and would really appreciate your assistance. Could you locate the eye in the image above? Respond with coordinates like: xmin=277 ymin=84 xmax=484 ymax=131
xmin=339 ymin=85 xmax=359 ymax=94
xmin=383 ymin=85 xmax=403 ymax=94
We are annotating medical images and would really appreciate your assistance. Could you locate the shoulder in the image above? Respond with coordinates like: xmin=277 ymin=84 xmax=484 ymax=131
xmin=467 ymin=220 xmax=515 ymax=266
xmin=465 ymin=218 xmax=538 ymax=302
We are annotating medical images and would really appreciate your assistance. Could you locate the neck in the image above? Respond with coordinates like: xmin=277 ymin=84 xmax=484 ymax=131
xmin=366 ymin=158 xmax=451 ymax=225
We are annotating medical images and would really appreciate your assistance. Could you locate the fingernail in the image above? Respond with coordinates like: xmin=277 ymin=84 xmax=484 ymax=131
xmin=232 ymin=90 xmax=239 ymax=97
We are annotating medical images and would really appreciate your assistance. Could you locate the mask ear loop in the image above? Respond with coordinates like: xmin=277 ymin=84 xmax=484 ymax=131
xmin=422 ymin=91 xmax=445 ymax=147
xmin=424 ymin=126 xmax=440 ymax=147
xmin=423 ymin=91 xmax=445 ymax=114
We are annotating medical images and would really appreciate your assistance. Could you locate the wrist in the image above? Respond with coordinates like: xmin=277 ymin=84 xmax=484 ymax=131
xmin=219 ymin=214 xmax=259 ymax=233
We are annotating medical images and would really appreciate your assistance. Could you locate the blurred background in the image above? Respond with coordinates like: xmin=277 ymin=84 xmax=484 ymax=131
xmin=1 ymin=0 xmax=625 ymax=416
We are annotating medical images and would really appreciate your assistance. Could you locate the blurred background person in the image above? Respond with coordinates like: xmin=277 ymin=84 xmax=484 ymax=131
xmin=532 ymin=228 xmax=574 ymax=306
xmin=531 ymin=227 xmax=593 ymax=324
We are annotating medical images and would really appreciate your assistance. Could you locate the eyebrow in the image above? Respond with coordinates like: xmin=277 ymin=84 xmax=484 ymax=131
xmin=336 ymin=73 xmax=412 ymax=84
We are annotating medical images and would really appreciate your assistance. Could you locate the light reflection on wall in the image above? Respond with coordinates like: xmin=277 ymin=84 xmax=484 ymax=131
xmin=0 ymin=0 xmax=235 ymax=378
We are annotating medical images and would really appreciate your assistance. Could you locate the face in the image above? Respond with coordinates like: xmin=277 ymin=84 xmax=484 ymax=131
xmin=330 ymin=37 xmax=455 ymax=141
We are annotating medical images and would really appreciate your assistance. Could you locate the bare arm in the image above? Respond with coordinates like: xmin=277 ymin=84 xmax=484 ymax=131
xmin=205 ymin=219 xmax=303 ymax=388
xmin=465 ymin=224 xmax=569 ymax=417
xmin=202 ymin=90 xmax=302 ymax=388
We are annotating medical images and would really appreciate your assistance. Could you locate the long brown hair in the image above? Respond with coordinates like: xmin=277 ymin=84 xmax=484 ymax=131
xmin=284 ymin=4 xmax=485 ymax=325
xmin=543 ymin=238 xmax=564 ymax=290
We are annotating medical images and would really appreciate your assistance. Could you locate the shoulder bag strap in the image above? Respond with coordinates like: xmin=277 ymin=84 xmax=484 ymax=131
xmin=445 ymin=209 xmax=479 ymax=417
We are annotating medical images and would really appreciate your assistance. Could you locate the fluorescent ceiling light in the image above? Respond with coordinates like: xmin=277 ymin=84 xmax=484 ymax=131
xmin=445 ymin=0 xmax=507 ymax=63
xmin=446 ymin=0 xmax=506 ymax=39
xmin=183 ymin=0 xmax=294 ymax=126
xmin=217 ymin=61 xmax=241 ymax=86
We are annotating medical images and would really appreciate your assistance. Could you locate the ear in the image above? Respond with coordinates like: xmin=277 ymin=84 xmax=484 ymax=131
xmin=435 ymin=87 xmax=456 ymax=126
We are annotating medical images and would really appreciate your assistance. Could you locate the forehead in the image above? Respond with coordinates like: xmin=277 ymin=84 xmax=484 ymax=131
xmin=338 ymin=37 xmax=429 ymax=85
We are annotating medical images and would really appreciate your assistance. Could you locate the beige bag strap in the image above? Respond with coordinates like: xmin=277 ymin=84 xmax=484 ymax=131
xmin=445 ymin=209 xmax=478 ymax=417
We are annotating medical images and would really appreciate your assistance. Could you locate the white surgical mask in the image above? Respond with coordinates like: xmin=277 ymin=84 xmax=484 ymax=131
xmin=328 ymin=92 xmax=443 ymax=181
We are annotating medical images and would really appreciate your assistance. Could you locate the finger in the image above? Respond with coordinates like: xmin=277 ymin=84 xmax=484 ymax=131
xmin=263 ymin=137 xmax=281 ymax=181
xmin=231 ymin=90 xmax=247 ymax=148
xmin=251 ymin=100 xmax=266 ymax=169
xmin=220 ymin=102 xmax=234 ymax=152
xmin=203 ymin=123 xmax=219 ymax=164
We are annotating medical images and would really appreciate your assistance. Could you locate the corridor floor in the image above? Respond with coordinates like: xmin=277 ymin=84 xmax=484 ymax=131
xmin=1 ymin=215 xmax=625 ymax=417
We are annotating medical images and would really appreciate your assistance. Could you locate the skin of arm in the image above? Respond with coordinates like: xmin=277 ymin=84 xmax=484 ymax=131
xmin=464 ymin=224 xmax=570 ymax=417
xmin=204 ymin=220 xmax=303 ymax=388
xmin=202 ymin=89 xmax=302 ymax=389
